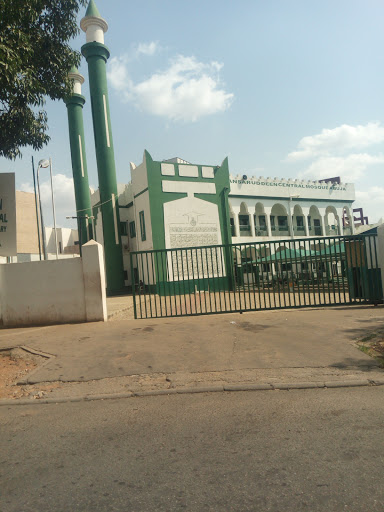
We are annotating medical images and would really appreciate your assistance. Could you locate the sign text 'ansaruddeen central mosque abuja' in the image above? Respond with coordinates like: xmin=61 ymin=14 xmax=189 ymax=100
xmin=230 ymin=179 xmax=347 ymax=191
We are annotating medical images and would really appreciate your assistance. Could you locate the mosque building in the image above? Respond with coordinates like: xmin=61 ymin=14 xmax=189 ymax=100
xmin=66 ymin=1 xmax=356 ymax=293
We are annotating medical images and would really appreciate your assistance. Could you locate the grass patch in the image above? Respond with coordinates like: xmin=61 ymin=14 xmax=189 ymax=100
xmin=356 ymin=329 xmax=384 ymax=368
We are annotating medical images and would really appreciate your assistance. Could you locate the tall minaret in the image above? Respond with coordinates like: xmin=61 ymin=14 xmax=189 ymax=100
xmin=64 ymin=66 xmax=93 ymax=247
xmin=80 ymin=0 xmax=124 ymax=294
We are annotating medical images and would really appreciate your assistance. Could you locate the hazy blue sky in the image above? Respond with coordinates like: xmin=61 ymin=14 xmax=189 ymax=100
xmin=2 ymin=0 xmax=384 ymax=226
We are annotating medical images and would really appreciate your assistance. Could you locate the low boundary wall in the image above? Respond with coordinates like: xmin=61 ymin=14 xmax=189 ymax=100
xmin=0 ymin=240 xmax=107 ymax=327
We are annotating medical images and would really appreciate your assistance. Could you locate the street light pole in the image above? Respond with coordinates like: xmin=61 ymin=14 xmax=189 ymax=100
xmin=32 ymin=156 xmax=42 ymax=260
xmin=37 ymin=161 xmax=48 ymax=260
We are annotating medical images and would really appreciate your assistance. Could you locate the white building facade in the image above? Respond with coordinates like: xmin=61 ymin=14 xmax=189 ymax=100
xmin=229 ymin=176 xmax=355 ymax=243
xmin=90 ymin=152 xmax=355 ymax=288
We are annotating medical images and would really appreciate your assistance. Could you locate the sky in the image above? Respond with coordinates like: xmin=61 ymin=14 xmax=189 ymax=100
xmin=2 ymin=0 xmax=384 ymax=228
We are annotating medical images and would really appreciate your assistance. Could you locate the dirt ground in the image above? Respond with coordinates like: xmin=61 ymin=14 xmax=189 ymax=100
xmin=0 ymin=348 xmax=61 ymax=400
xmin=0 ymin=349 xmax=37 ymax=399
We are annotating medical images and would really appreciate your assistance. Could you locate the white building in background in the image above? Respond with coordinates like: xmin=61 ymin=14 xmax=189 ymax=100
xmin=228 ymin=175 xmax=355 ymax=242
xmin=0 ymin=191 xmax=80 ymax=263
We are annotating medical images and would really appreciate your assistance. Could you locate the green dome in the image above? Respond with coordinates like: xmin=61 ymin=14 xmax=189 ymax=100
xmin=69 ymin=65 xmax=79 ymax=74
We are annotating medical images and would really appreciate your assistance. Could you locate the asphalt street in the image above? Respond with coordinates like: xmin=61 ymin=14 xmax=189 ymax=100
xmin=1 ymin=387 xmax=384 ymax=511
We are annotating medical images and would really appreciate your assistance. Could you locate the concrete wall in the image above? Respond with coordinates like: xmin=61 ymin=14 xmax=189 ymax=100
xmin=0 ymin=240 xmax=107 ymax=327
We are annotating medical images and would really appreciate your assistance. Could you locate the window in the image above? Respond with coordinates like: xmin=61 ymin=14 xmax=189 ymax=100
xmin=270 ymin=216 xmax=276 ymax=230
xmin=239 ymin=214 xmax=250 ymax=232
xmin=307 ymin=216 xmax=312 ymax=230
xmin=139 ymin=211 xmax=146 ymax=241
xmin=278 ymin=216 xmax=288 ymax=230
xmin=296 ymin=216 xmax=304 ymax=231
xmin=259 ymin=215 xmax=266 ymax=229
xmin=239 ymin=215 xmax=250 ymax=226
xmin=314 ymin=218 xmax=322 ymax=235
xmin=129 ymin=221 xmax=136 ymax=238
xmin=120 ymin=221 xmax=128 ymax=236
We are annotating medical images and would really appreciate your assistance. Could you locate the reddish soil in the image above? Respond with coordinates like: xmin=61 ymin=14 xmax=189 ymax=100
xmin=0 ymin=352 xmax=37 ymax=399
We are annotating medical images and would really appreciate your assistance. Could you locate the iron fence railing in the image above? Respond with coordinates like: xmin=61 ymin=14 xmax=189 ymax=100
xmin=130 ymin=234 xmax=382 ymax=319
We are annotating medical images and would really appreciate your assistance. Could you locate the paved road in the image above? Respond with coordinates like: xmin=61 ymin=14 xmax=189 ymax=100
xmin=1 ymin=387 xmax=384 ymax=511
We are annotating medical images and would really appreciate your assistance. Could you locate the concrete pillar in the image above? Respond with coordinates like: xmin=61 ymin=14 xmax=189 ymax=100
xmin=233 ymin=210 xmax=240 ymax=237
xmin=249 ymin=212 xmax=256 ymax=237
xmin=319 ymin=213 xmax=326 ymax=237
xmin=287 ymin=201 xmax=294 ymax=238
xmin=265 ymin=209 xmax=272 ymax=238
xmin=350 ymin=210 xmax=355 ymax=234
xmin=303 ymin=211 xmax=309 ymax=237
xmin=82 ymin=240 xmax=107 ymax=322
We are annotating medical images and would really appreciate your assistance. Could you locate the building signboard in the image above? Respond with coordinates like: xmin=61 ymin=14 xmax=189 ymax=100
xmin=0 ymin=173 xmax=17 ymax=256
xmin=229 ymin=176 xmax=355 ymax=202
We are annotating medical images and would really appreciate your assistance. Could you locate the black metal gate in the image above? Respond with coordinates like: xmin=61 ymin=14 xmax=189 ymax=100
xmin=130 ymin=234 xmax=382 ymax=319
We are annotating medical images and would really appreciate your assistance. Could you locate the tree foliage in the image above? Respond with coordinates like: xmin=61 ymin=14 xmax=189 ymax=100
xmin=0 ymin=0 xmax=86 ymax=159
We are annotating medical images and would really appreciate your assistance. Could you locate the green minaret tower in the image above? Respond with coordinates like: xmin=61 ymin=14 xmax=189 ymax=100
xmin=80 ymin=0 xmax=124 ymax=294
xmin=64 ymin=66 xmax=93 ymax=247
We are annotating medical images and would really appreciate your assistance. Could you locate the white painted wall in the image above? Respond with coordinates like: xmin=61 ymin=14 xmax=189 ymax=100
xmin=0 ymin=241 xmax=107 ymax=327
xmin=131 ymin=155 xmax=148 ymax=195
xmin=45 ymin=227 xmax=79 ymax=254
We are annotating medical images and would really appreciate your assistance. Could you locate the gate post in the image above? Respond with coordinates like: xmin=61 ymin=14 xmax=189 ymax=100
xmin=377 ymin=225 xmax=384 ymax=301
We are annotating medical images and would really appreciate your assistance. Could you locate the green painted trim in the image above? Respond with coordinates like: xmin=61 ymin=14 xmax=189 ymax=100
xmin=64 ymin=93 xmax=86 ymax=108
xmin=228 ymin=195 xmax=354 ymax=204
xmin=82 ymin=42 xmax=110 ymax=62
xmin=139 ymin=211 xmax=146 ymax=241
xmin=134 ymin=187 xmax=149 ymax=199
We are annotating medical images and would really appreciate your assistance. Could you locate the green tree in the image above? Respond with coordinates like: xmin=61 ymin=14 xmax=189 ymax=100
xmin=0 ymin=0 xmax=86 ymax=159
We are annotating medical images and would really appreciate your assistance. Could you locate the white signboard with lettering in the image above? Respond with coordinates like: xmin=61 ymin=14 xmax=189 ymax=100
xmin=163 ymin=196 xmax=225 ymax=281
xmin=0 ymin=173 xmax=17 ymax=256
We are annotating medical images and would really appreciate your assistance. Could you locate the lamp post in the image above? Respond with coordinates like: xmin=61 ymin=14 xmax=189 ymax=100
xmin=38 ymin=158 xmax=59 ymax=259
xmin=31 ymin=156 xmax=42 ymax=260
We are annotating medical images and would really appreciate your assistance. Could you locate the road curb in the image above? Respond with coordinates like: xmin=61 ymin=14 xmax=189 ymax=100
xmin=1 ymin=378 xmax=384 ymax=406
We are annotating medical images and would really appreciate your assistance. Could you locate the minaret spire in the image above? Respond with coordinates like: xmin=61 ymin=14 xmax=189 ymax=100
xmin=81 ymin=0 xmax=125 ymax=294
